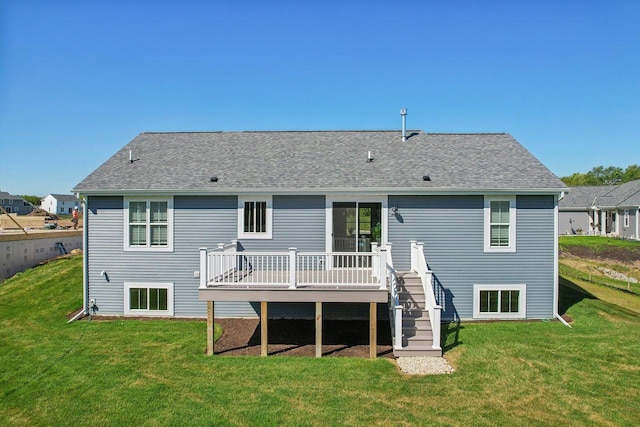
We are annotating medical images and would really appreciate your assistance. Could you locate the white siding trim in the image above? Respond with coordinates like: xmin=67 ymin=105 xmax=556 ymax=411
xmin=473 ymin=284 xmax=526 ymax=319
xmin=484 ymin=195 xmax=516 ymax=253
xmin=123 ymin=196 xmax=174 ymax=252
xmin=325 ymin=195 xmax=388 ymax=253
xmin=124 ymin=282 xmax=174 ymax=316
xmin=237 ymin=195 xmax=273 ymax=239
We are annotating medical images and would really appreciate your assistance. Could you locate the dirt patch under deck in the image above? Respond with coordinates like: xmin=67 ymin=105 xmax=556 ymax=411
xmin=213 ymin=318 xmax=394 ymax=358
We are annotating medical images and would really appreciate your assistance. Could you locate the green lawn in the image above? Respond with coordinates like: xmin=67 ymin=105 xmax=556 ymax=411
xmin=2 ymin=255 xmax=640 ymax=426
xmin=559 ymin=235 xmax=640 ymax=252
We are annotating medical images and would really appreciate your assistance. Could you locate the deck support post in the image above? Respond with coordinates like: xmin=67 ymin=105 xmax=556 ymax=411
xmin=315 ymin=302 xmax=322 ymax=358
xmin=261 ymin=301 xmax=268 ymax=356
xmin=370 ymin=302 xmax=377 ymax=359
xmin=206 ymin=301 xmax=215 ymax=356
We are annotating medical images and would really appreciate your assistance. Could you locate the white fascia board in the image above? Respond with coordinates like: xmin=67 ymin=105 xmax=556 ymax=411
xmin=75 ymin=187 xmax=568 ymax=197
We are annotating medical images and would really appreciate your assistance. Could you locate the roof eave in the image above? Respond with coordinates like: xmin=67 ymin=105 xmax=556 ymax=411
xmin=74 ymin=186 xmax=568 ymax=197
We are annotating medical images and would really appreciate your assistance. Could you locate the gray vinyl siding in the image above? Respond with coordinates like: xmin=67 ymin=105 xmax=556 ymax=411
xmin=239 ymin=195 xmax=326 ymax=252
xmin=87 ymin=195 xmax=254 ymax=317
xmin=388 ymin=195 xmax=556 ymax=320
xmin=620 ymin=208 xmax=638 ymax=239
xmin=87 ymin=194 xmax=327 ymax=318
xmin=559 ymin=210 xmax=591 ymax=235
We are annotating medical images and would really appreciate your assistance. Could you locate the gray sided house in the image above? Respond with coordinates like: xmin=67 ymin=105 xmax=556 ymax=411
xmin=0 ymin=191 xmax=35 ymax=215
xmin=559 ymin=180 xmax=640 ymax=239
xmin=74 ymin=130 xmax=566 ymax=356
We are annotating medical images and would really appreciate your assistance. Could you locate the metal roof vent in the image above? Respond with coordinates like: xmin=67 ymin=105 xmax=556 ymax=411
xmin=400 ymin=108 xmax=407 ymax=141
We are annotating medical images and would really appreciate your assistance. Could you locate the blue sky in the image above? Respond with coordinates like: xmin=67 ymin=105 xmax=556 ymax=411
xmin=1 ymin=0 xmax=638 ymax=197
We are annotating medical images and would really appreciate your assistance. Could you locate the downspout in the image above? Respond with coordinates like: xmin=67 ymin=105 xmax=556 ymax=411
xmin=68 ymin=195 xmax=89 ymax=323
xmin=553 ymin=194 xmax=571 ymax=328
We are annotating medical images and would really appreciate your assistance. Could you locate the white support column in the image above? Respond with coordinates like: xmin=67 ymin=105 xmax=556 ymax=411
xmin=199 ymin=247 xmax=208 ymax=289
xmin=410 ymin=240 xmax=417 ymax=272
xmin=394 ymin=306 xmax=403 ymax=350
xmin=371 ymin=242 xmax=378 ymax=278
xmin=416 ymin=241 xmax=426 ymax=280
xmin=378 ymin=246 xmax=387 ymax=290
xmin=289 ymin=247 xmax=297 ymax=289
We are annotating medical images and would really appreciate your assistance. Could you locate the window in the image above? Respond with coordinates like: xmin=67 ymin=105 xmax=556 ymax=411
xmin=624 ymin=210 xmax=630 ymax=228
xmin=238 ymin=196 xmax=272 ymax=239
xmin=484 ymin=196 xmax=516 ymax=252
xmin=473 ymin=284 xmax=526 ymax=319
xmin=124 ymin=282 xmax=174 ymax=316
xmin=124 ymin=197 xmax=174 ymax=251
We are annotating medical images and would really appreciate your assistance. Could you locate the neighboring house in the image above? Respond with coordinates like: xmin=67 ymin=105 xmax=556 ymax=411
xmin=0 ymin=191 xmax=34 ymax=215
xmin=73 ymin=129 xmax=567 ymax=357
xmin=41 ymin=194 xmax=82 ymax=215
xmin=559 ymin=180 xmax=640 ymax=239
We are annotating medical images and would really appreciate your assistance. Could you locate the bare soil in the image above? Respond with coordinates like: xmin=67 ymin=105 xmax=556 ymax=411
xmin=561 ymin=246 xmax=640 ymax=264
xmin=213 ymin=318 xmax=394 ymax=358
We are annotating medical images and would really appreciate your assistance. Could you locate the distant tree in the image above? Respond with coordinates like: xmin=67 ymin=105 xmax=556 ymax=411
xmin=622 ymin=164 xmax=640 ymax=182
xmin=561 ymin=173 xmax=597 ymax=186
xmin=21 ymin=195 xmax=42 ymax=206
xmin=561 ymin=164 xmax=639 ymax=186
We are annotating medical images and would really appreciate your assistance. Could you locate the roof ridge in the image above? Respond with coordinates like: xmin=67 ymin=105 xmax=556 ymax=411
xmin=425 ymin=132 xmax=507 ymax=135
xmin=141 ymin=130 xmax=418 ymax=134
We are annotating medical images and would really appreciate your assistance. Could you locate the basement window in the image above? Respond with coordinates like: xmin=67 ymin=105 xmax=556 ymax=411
xmin=124 ymin=282 xmax=174 ymax=316
xmin=473 ymin=284 xmax=526 ymax=319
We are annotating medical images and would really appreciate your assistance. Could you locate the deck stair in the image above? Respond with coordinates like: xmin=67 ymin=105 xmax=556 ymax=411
xmin=392 ymin=272 xmax=442 ymax=357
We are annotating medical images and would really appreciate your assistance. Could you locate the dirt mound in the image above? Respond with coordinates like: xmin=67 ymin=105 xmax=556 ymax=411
xmin=562 ymin=246 xmax=640 ymax=263
xmin=28 ymin=208 xmax=58 ymax=220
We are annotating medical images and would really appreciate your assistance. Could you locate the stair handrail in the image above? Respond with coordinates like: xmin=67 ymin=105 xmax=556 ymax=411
xmin=382 ymin=244 xmax=403 ymax=350
xmin=410 ymin=241 xmax=442 ymax=352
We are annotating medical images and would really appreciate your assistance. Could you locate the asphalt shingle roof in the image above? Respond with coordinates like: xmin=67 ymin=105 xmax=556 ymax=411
xmin=559 ymin=180 xmax=640 ymax=209
xmin=48 ymin=194 xmax=80 ymax=202
xmin=74 ymin=131 xmax=566 ymax=193
xmin=558 ymin=186 xmax=616 ymax=209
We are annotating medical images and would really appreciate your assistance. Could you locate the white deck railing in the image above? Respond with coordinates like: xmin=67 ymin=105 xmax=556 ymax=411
xmin=200 ymin=244 xmax=388 ymax=290
xmin=375 ymin=243 xmax=403 ymax=351
xmin=410 ymin=240 xmax=442 ymax=352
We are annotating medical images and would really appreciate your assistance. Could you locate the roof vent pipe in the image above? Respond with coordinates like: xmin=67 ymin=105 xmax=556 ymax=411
xmin=400 ymin=108 xmax=407 ymax=141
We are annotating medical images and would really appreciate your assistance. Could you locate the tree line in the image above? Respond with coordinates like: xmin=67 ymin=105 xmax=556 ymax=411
xmin=561 ymin=165 xmax=640 ymax=186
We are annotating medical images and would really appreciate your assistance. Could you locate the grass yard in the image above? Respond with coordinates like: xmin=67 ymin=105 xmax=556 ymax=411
xmin=1 ymin=255 xmax=640 ymax=426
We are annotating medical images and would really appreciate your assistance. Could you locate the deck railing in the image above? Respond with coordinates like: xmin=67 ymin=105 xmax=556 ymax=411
xmin=200 ymin=244 xmax=388 ymax=290
xmin=410 ymin=240 xmax=442 ymax=352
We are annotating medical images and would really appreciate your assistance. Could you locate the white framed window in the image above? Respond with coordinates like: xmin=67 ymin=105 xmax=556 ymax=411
xmin=624 ymin=209 xmax=630 ymax=228
xmin=473 ymin=284 xmax=526 ymax=319
xmin=484 ymin=196 xmax=516 ymax=252
xmin=238 ymin=195 xmax=272 ymax=239
xmin=123 ymin=197 xmax=174 ymax=251
xmin=124 ymin=282 xmax=174 ymax=316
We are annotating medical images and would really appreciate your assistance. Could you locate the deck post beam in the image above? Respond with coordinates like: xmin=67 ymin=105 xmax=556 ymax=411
xmin=261 ymin=301 xmax=268 ymax=356
xmin=370 ymin=302 xmax=377 ymax=359
xmin=315 ymin=302 xmax=322 ymax=358
xmin=206 ymin=301 xmax=215 ymax=356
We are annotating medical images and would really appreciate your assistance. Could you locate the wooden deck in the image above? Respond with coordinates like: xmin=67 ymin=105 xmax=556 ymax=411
xmin=199 ymin=268 xmax=388 ymax=303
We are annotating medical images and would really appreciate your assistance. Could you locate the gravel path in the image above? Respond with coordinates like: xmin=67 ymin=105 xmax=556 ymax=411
xmin=396 ymin=357 xmax=455 ymax=375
